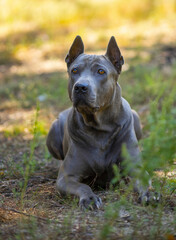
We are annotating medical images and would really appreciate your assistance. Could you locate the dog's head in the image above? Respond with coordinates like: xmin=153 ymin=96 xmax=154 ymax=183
xmin=65 ymin=36 xmax=124 ymax=115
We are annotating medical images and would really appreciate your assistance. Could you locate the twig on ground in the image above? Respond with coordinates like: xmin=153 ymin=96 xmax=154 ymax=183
xmin=0 ymin=206 xmax=50 ymax=223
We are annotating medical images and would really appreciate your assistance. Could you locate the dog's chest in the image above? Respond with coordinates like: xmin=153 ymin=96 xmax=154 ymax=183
xmin=81 ymin=145 xmax=122 ymax=188
xmin=87 ymin=141 xmax=122 ymax=175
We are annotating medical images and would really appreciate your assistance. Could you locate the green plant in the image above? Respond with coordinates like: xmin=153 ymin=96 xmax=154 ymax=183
xmin=140 ymin=88 xmax=176 ymax=185
xmin=98 ymin=85 xmax=176 ymax=239
xmin=20 ymin=102 xmax=40 ymax=209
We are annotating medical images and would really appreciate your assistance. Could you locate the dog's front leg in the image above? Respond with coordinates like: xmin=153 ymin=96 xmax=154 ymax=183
xmin=56 ymin=164 xmax=102 ymax=210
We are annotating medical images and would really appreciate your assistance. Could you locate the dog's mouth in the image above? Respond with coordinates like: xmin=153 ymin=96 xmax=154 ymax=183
xmin=73 ymin=97 xmax=100 ymax=114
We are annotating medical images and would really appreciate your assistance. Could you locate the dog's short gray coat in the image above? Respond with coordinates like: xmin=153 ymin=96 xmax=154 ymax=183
xmin=46 ymin=36 xmax=149 ymax=210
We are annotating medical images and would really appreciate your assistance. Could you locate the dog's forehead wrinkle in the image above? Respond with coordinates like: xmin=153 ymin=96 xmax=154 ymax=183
xmin=91 ymin=55 xmax=117 ymax=73
xmin=74 ymin=54 xmax=106 ymax=64
xmin=72 ymin=54 xmax=116 ymax=74
xmin=71 ymin=63 xmax=85 ymax=69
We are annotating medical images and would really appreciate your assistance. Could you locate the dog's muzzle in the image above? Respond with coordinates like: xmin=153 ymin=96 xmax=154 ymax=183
xmin=73 ymin=82 xmax=89 ymax=106
xmin=72 ymin=82 xmax=99 ymax=113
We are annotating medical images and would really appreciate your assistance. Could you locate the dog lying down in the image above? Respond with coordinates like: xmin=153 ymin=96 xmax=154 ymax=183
xmin=46 ymin=36 xmax=160 ymax=210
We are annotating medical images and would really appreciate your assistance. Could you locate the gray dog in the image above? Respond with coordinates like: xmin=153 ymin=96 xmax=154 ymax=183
xmin=46 ymin=36 xmax=152 ymax=210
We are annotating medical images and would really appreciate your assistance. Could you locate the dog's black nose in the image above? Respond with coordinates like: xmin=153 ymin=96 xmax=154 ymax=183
xmin=74 ymin=83 xmax=88 ymax=93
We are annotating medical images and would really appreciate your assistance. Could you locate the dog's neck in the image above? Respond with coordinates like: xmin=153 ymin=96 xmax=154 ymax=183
xmin=78 ymin=83 xmax=122 ymax=132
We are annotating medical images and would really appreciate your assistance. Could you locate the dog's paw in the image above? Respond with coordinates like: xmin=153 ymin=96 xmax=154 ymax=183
xmin=138 ymin=191 xmax=161 ymax=205
xmin=79 ymin=194 xmax=102 ymax=210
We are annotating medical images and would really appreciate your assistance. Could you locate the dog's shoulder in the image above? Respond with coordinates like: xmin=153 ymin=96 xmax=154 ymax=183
xmin=58 ymin=107 xmax=72 ymax=123
xmin=119 ymin=97 xmax=133 ymax=122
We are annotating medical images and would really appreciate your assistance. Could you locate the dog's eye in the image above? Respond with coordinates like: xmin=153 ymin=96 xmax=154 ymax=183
xmin=72 ymin=68 xmax=78 ymax=74
xmin=98 ymin=69 xmax=105 ymax=75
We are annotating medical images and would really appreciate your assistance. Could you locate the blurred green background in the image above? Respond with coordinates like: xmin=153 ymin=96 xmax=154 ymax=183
xmin=1 ymin=0 xmax=176 ymax=62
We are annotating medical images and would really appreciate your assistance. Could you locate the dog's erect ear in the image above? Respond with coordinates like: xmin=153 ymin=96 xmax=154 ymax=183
xmin=105 ymin=36 xmax=124 ymax=74
xmin=65 ymin=36 xmax=84 ymax=67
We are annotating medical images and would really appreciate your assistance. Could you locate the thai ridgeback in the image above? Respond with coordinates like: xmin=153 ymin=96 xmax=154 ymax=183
xmin=47 ymin=36 xmax=158 ymax=210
